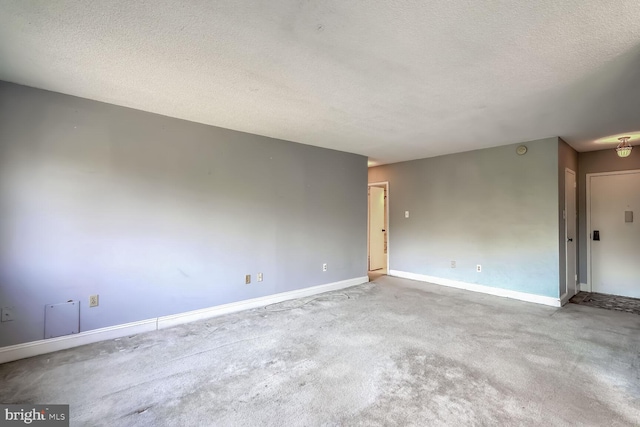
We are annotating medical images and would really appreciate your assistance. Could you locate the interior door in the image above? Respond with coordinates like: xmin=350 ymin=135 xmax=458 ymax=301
xmin=368 ymin=186 xmax=385 ymax=271
xmin=565 ymin=169 xmax=577 ymax=298
xmin=590 ymin=171 xmax=640 ymax=298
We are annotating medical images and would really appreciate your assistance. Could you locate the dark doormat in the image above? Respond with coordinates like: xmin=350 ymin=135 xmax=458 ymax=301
xmin=570 ymin=291 xmax=640 ymax=315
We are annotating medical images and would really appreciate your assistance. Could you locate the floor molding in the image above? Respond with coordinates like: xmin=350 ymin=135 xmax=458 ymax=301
xmin=0 ymin=319 xmax=158 ymax=365
xmin=157 ymin=276 xmax=368 ymax=329
xmin=579 ymin=283 xmax=590 ymax=292
xmin=389 ymin=270 xmax=561 ymax=307
xmin=0 ymin=276 xmax=368 ymax=364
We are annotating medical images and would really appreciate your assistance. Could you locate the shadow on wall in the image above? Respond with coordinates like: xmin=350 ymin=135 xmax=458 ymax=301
xmin=0 ymin=83 xmax=368 ymax=347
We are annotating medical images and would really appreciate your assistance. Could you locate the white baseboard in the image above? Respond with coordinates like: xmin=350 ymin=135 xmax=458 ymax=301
xmin=0 ymin=319 xmax=158 ymax=365
xmin=157 ymin=276 xmax=368 ymax=329
xmin=0 ymin=276 xmax=368 ymax=365
xmin=579 ymin=283 xmax=589 ymax=292
xmin=389 ymin=270 xmax=561 ymax=307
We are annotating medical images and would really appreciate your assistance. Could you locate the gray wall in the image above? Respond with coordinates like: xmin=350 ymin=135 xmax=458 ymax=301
xmin=0 ymin=82 xmax=368 ymax=347
xmin=577 ymin=148 xmax=640 ymax=283
xmin=369 ymin=138 xmax=561 ymax=298
xmin=558 ymin=138 xmax=578 ymax=296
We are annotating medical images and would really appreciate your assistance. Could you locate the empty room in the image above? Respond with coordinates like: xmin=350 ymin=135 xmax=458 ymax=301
xmin=1 ymin=1 xmax=639 ymax=426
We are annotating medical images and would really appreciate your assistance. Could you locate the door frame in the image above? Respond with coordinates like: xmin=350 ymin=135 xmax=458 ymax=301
xmin=586 ymin=169 xmax=640 ymax=293
xmin=562 ymin=167 xmax=577 ymax=304
xmin=368 ymin=181 xmax=389 ymax=271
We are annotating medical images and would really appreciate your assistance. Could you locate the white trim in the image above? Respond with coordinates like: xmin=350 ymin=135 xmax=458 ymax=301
xmin=564 ymin=168 xmax=577 ymax=299
xmin=0 ymin=276 xmax=368 ymax=364
xmin=560 ymin=292 xmax=570 ymax=306
xmin=389 ymin=270 xmax=561 ymax=307
xmin=586 ymin=169 xmax=592 ymax=293
xmin=579 ymin=283 xmax=588 ymax=292
xmin=157 ymin=276 xmax=368 ymax=329
xmin=367 ymin=185 xmax=370 ymax=269
xmin=0 ymin=319 xmax=157 ymax=365
xmin=368 ymin=181 xmax=390 ymax=272
xmin=585 ymin=169 xmax=640 ymax=178
xmin=586 ymin=169 xmax=640 ymax=294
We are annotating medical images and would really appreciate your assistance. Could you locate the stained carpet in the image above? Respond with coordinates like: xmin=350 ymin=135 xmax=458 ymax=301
xmin=1 ymin=276 xmax=639 ymax=426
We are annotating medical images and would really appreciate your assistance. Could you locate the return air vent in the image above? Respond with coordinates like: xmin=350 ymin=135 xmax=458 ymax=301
xmin=44 ymin=301 xmax=80 ymax=339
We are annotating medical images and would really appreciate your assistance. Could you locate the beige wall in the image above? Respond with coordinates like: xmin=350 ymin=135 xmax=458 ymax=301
xmin=577 ymin=148 xmax=640 ymax=283
xmin=558 ymin=138 xmax=578 ymax=297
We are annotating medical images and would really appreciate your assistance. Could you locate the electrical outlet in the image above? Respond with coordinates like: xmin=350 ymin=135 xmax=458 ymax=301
xmin=89 ymin=295 xmax=99 ymax=307
xmin=476 ymin=264 xmax=482 ymax=273
xmin=257 ymin=273 xmax=263 ymax=282
xmin=405 ymin=211 xmax=409 ymax=218
xmin=322 ymin=263 xmax=328 ymax=272
xmin=450 ymin=260 xmax=456 ymax=268
xmin=1 ymin=307 xmax=14 ymax=322
xmin=245 ymin=274 xmax=251 ymax=284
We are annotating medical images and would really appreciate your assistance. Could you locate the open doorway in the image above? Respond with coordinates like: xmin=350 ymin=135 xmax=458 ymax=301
xmin=368 ymin=182 xmax=389 ymax=281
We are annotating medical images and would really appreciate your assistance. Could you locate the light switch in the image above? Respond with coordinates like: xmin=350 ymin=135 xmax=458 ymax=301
xmin=405 ymin=211 xmax=409 ymax=218
xmin=625 ymin=211 xmax=633 ymax=223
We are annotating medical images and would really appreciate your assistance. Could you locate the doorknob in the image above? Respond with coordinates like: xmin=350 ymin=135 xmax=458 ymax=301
xmin=382 ymin=229 xmax=386 ymax=232
xmin=567 ymin=238 xmax=573 ymax=242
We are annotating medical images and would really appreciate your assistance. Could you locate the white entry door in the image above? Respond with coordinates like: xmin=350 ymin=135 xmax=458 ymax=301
xmin=590 ymin=171 xmax=640 ymax=298
xmin=368 ymin=186 xmax=385 ymax=271
xmin=565 ymin=169 xmax=577 ymax=298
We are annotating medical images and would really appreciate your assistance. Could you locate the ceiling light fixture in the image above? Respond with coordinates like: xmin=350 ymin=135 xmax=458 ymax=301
xmin=616 ymin=137 xmax=633 ymax=158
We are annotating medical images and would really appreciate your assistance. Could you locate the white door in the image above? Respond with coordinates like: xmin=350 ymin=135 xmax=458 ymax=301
xmin=590 ymin=171 xmax=640 ymax=298
xmin=565 ymin=169 xmax=577 ymax=298
xmin=368 ymin=186 xmax=385 ymax=271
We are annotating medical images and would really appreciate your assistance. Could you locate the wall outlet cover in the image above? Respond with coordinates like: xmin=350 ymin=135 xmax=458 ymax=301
xmin=89 ymin=295 xmax=99 ymax=307
xmin=257 ymin=273 xmax=263 ymax=282
xmin=245 ymin=274 xmax=251 ymax=284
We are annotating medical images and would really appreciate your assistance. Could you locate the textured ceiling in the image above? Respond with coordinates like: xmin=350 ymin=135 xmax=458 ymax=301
xmin=1 ymin=1 xmax=640 ymax=165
